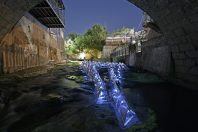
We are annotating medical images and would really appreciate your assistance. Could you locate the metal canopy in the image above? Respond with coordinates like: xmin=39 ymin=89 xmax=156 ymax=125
xmin=29 ymin=0 xmax=65 ymax=28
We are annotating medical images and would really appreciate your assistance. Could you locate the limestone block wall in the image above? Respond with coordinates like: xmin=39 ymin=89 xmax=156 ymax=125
xmin=0 ymin=13 xmax=64 ymax=74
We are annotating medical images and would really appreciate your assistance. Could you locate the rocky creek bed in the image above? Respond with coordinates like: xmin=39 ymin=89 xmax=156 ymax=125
xmin=0 ymin=62 xmax=197 ymax=132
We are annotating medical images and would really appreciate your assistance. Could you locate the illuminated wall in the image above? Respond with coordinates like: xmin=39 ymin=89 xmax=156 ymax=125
xmin=0 ymin=13 xmax=64 ymax=74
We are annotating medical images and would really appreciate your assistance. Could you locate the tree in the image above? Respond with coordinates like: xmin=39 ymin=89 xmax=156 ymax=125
xmin=65 ymin=33 xmax=79 ymax=57
xmin=74 ymin=36 xmax=86 ymax=52
xmin=67 ymin=33 xmax=78 ymax=41
xmin=65 ymin=24 xmax=107 ymax=59
xmin=84 ymin=24 xmax=107 ymax=51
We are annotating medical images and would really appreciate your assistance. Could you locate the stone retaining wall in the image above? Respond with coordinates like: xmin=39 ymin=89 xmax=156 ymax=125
xmin=0 ymin=13 xmax=64 ymax=74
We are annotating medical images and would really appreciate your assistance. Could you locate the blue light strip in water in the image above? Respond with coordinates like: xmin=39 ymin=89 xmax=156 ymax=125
xmin=81 ymin=61 xmax=108 ymax=104
xmin=92 ymin=66 xmax=108 ymax=104
xmin=81 ymin=61 xmax=139 ymax=128
xmin=109 ymin=66 xmax=139 ymax=128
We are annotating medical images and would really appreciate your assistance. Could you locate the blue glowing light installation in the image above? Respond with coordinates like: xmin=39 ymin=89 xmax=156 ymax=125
xmin=81 ymin=61 xmax=139 ymax=128
xmin=109 ymin=66 xmax=139 ymax=128
xmin=81 ymin=61 xmax=108 ymax=104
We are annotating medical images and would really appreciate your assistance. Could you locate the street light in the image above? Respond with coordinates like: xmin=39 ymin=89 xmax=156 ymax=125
xmin=132 ymin=40 xmax=136 ymax=44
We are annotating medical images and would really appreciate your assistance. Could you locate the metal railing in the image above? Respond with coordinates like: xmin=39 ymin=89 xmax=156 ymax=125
xmin=111 ymin=44 xmax=130 ymax=57
xmin=110 ymin=41 xmax=142 ymax=58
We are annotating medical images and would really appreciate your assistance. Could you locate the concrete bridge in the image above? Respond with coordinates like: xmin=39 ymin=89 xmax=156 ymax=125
xmin=0 ymin=0 xmax=198 ymax=89
xmin=128 ymin=0 xmax=198 ymax=89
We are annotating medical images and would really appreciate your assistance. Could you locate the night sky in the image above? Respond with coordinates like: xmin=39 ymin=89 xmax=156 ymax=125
xmin=63 ymin=0 xmax=143 ymax=35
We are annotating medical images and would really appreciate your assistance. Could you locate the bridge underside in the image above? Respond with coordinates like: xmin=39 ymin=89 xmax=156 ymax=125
xmin=0 ymin=0 xmax=43 ymax=41
xmin=29 ymin=0 xmax=65 ymax=28
xmin=128 ymin=0 xmax=198 ymax=89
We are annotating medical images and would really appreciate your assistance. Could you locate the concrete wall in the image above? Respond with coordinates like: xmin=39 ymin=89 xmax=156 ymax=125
xmin=128 ymin=53 xmax=136 ymax=67
xmin=0 ymin=0 xmax=43 ymax=41
xmin=140 ymin=37 xmax=172 ymax=77
xmin=0 ymin=13 xmax=64 ymax=74
xmin=102 ymin=45 xmax=118 ymax=58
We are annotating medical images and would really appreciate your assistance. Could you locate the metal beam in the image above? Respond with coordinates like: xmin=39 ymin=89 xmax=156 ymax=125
xmin=32 ymin=6 xmax=51 ymax=10
xmin=46 ymin=24 xmax=64 ymax=28
xmin=38 ymin=17 xmax=58 ymax=19
xmin=47 ymin=24 xmax=62 ymax=26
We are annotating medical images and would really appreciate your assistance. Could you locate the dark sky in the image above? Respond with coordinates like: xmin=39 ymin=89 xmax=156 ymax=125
xmin=63 ymin=0 xmax=143 ymax=35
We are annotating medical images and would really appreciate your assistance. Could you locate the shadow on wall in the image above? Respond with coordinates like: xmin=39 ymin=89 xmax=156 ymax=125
xmin=0 ymin=0 xmax=43 ymax=41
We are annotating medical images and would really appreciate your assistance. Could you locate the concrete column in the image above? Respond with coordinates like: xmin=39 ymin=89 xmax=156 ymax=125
xmin=27 ymin=56 xmax=30 ymax=68
xmin=19 ymin=47 xmax=21 ymax=70
xmin=26 ymin=54 xmax=28 ymax=69
xmin=2 ymin=46 xmax=6 ymax=73
xmin=0 ymin=47 xmax=2 ymax=74
xmin=3 ymin=46 xmax=7 ymax=73
xmin=38 ymin=44 xmax=40 ymax=66
xmin=23 ymin=49 xmax=25 ymax=70
xmin=21 ymin=47 xmax=24 ymax=70
xmin=16 ymin=47 xmax=19 ymax=71
xmin=13 ymin=45 xmax=16 ymax=72
xmin=29 ymin=55 xmax=31 ymax=68
xmin=10 ymin=47 xmax=13 ymax=73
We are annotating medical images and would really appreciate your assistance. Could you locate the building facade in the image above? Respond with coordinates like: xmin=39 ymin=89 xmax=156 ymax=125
xmin=0 ymin=0 xmax=65 ymax=74
xmin=103 ymin=28 xmax=145 ymax=59
xmin=102 ymin=36 xmax=133 ymax=58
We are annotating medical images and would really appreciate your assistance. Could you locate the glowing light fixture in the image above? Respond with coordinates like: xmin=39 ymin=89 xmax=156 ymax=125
xmin=79 ymin=52 xmax=85 ymax=59
xmin=81 ymin=61 xmax=139 ymax=128
xmin=109 ymin=67 xmax=139 ymax=128
xmin=132 ymin=40 xmax=136 ymax=44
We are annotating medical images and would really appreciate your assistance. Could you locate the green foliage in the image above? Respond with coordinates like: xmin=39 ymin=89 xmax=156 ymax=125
xmin=65 ymin=33 xmax=80 ymax=56
xmin=65 ymin=24 xmax=107 ymax=59
xmin=74 ymin=36 xmax=86 ymax=52
xmin=67 ymin=33 xmax=78 ymax=41
xmin=84 ymin=24 xmax=107 ymax=51
xmin=111 ymin=27 xmax=133 ymax=36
